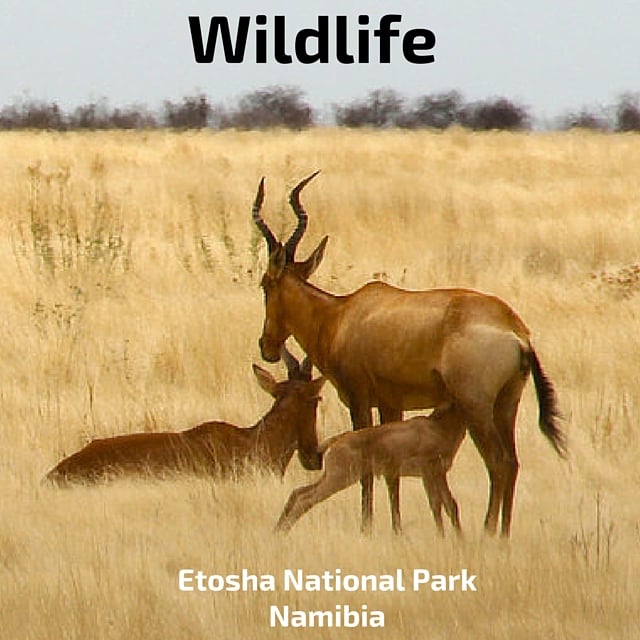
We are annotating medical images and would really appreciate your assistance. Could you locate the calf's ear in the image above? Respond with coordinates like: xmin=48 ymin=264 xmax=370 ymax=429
xmin=252 ymin=364 xmax=279 ymax=397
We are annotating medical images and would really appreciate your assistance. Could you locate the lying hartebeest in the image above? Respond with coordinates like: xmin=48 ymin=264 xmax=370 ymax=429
xmin=252 ymin=172 xmax=565 ymax=537
xmin=276 ymin=404 xmax=467 ymax=535
xmin=46 ymin=349 xmax=325 ymax=485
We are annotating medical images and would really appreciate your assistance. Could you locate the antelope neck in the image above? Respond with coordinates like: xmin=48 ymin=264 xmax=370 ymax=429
xmin=281 ymin=272 xmax=342 ymax=369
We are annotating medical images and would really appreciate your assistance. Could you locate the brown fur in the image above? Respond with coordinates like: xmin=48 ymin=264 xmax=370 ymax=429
xmin=46 ymin=357 xmax=325 ymax=486
xmin=276 ymin=404 xmax=467 ymax=535
xmin=253 ymin=173 xmax=564 ymax=537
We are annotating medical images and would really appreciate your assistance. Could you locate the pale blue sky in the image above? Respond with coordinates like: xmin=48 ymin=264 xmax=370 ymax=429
xmin=1 ymin=1 xmax=639 ymax=121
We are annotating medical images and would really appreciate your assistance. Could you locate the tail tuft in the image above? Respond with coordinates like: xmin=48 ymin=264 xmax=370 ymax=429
xmin=529 ymin=348 xmax=567 ymax=458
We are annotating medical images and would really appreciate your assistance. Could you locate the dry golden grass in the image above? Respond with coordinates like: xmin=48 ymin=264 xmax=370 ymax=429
xmin=1 ymin=128 xmax=639 ymax=639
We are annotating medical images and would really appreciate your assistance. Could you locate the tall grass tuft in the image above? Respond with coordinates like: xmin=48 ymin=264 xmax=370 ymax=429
xmin=16 ymin=160 xmax=131 ymax=281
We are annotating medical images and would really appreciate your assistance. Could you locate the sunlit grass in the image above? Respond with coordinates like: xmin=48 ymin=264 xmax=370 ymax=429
xmin=0 ymin=128 xmax=639 ymax=639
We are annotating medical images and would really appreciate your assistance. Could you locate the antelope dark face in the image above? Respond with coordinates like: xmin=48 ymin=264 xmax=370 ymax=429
xmin=259 ymin=245 xmax=289 ymax=363
xmin=253 ymin=172 xmax=327 ymax=363
xmin=279 ymin=375 xmax=326 ymax=471
xmin=253 ymin=346 xmax=326 ymax=471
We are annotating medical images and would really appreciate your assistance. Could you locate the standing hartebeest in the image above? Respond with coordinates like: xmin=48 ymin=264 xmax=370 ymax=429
xmin=46 ymin=348 xmax=325 ymax=485
xmin=276 ymin=403 xmax=467 ymax=536
xmin=252 ymin=171 xmax=565 ymax=537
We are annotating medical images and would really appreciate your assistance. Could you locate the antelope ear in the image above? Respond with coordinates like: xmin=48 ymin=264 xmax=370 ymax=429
xmin=296 ymin=235 xmax=328 ymax=280
xmin=267 ymin=244 xmax=287 ymax=279
xmin=252 ymin=364 xmax=279 ymax=397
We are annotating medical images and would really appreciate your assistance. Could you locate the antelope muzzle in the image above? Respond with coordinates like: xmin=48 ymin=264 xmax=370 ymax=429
xmin=259 ymin=336 xmax=283 ymax=363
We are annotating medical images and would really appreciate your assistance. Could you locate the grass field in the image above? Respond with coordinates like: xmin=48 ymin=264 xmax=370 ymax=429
xmin=0 ymin=128 xmax=639 ymax=639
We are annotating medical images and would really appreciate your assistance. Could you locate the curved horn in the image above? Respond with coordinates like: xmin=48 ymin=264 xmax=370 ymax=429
xmin=252 ymin=177 xmax=278 ymax=254
xmin=280 ymin=345 xmax=301 ymax=378
xmin=284 ymin=170 xmax=321 ymax=261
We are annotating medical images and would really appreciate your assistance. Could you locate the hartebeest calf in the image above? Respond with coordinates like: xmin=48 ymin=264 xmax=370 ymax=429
xmin=46 ymin=349 xmax=325 ymax=485
xmin=252 ymin=172 xmax=565 ymax=537
xmin=276 ymin=404 xmax=467 ymax=536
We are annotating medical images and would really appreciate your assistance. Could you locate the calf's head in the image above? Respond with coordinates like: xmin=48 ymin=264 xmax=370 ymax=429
xmin=252 ymin=346 xmax=325 ymax=470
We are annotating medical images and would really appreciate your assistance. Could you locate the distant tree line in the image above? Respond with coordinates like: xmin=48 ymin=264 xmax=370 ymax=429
xmin=1 ymin=87 xmax=639 ymax=132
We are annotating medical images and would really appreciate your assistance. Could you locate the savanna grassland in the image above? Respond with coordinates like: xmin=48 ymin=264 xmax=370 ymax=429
xmin=0 ymin=128 xmax=639 ymax=639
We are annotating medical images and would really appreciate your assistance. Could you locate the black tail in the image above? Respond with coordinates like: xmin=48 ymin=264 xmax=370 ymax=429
xmin=528 ymin=348 xmax=566 ymax=458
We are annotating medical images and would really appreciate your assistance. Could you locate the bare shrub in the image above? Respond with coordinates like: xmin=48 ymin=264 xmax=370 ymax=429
xmin=334 ymin=89 xmax=404 ymax=128
xmin=0 ymin=99 xmax=66 ymax=130
xmin=460 ymin=97 xmax=530 ymax=131
xmin=69 ymin=100 xmax=157 ymax=130
xmin=220 ymin=86 xmax=313 ymax=130
xmin=107 ymin=105 xmax=157 ymax=129
xmin=615 ymin=93 xmax=640 ymax=132
xmin=68 ymin=100 xmax=112 ymax=129
xmin=396 ymin=90 xmax=463 ymax=129
xmin=163 ymin=93 xmax=212 ymax=129
xmin=559 ymin=108 xmax=611 ymax=131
